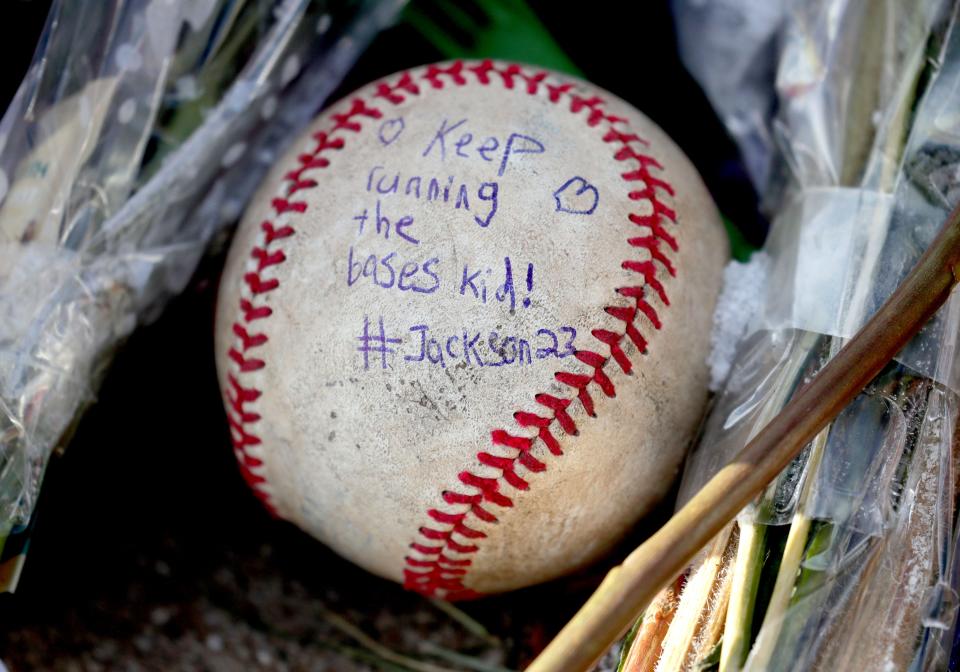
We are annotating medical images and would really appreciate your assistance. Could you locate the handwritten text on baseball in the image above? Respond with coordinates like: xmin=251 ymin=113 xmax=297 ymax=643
xmin=356 ymin=315 xmax=576 ymax=370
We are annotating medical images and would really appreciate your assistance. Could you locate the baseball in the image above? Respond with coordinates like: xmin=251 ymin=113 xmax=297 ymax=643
xmin=215 ymin=60 xmax=727 ymax=599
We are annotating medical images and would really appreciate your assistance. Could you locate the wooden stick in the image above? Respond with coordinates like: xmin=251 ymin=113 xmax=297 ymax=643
xmin=527 ymin=204 xmax=960 ymax=672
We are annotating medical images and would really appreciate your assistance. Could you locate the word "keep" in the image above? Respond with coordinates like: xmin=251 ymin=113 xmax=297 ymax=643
xmin=421 ymin=118 xmax=545 ymax=177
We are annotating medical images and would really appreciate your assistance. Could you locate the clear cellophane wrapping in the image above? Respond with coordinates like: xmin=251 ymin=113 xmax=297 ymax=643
xmin=630 ymin=1 xmax=960 ymax=669
xmin=0 ymin=0 xmax=404 ymax=587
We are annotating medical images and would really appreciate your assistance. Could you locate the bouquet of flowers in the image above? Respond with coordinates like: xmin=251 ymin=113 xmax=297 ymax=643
xmin=616 ymin=0 xmax=960 ymax=669
xmin=0 ymin=0 xmax=402 ymax=591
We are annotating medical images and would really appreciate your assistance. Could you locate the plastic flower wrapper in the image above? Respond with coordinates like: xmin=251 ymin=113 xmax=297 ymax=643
xmin=0 ymin=0 xmax=405 ymax=592
xmin=613 ymin=0 xmax=960 ymax=670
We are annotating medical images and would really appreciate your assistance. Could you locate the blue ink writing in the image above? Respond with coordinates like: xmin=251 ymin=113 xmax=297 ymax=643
xmin=459 ymin=257 xmax=535 ymax=310
xmin=422 ymin=118 xmax=468 ymax=159
xmin=389 ymin=323 xmax=575 ymax=370
xmin=524 ymin=263 xmax=534 ymax=308
xmin=406 ymin=324 xmax=448 ymax=367
xmin=420 ymin=119 xmax=545 ymax=176
xmin=495 ymin=256 xmax=516 ymax=313
xmin=475 ymin=182 xmax=497 ymax=227
xmin=459 ymin=265 xmax=487 ymax=303
xmin=462 ymin=330 xmax=484 ymax=366
xmin=536 ymin=328 xmax=558 ymax=358
xmin=486 ymin=331 xmax=533 ymax=367
xmin=356 ymin=315 xmax=401 ymax=370
xmin=558 ymin=327 xmax=576 ymax=357
xmin=454 ymin=132 xmax=472 ymax=158
xmin=353 ymin=200 xmax=418 ymax=245
xmin=378 ymin=117 xmax=405 ymax=146
xmin=354 ymin=321 xmax=577 ymax=372
xmin=553 ymin=176 xmax=599 ymax=215
xmin=534 ymin=327 xmax=576 ymax=359
xmin=498 ymin=133 xmax=545 ymax=177
xmin=477 ymin=136 xmax=498 ymax=162
xmin=347 ymin=246 xmax=440 ymax=294
xmin=365 ymin=166 xmax=498 ymax=228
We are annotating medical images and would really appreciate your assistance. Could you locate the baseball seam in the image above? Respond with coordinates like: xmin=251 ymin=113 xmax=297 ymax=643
xmin=223 ymin=60 xmax=678 ymax=599
xmin=225 ymin=99 xmax=383 ymax=510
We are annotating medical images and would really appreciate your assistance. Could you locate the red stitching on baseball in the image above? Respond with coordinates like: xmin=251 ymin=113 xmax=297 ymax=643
xmin=458 ymin=471 xmax=514 ymax=507
xmin=240 ymin=299 xmax=272 ymax=322
xmin=251 ymin=247 xmax=286 ymax=271
xmin=271 ymin=197 xmax=306 ymax=214
xmin=224 ymin=92 xmax=383 ymax=513
xmin=224 ymin=60 xmax=678 ymax=599
xmin=374 ymin=72 xmax=420 ymax=103
xmin=630 ymin=212 xmax=678 ymax=252
xmin=243 ymin=272 xmax=279 ymax=295
xmin=399 ymin=62 xmax=676 ymax=600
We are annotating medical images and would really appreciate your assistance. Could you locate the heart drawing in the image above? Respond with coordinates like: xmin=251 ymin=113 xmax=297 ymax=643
xmin=378 ymin=117 xmax=406 ymax=146
xmin=553 ymin=176 xmax=599 ymax=215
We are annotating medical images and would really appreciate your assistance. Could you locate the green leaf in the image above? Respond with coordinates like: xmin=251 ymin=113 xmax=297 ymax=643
xmin=615 ymin=611 xmax=645 ymax=672
xmin=722 ymin=216 xmax=756 ymax=262
xmin=404 ymin=0 xmax=581 ymax=76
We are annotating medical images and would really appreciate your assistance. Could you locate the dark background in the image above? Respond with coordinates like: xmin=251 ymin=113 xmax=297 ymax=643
xmin=0 ymin=1 xmax=760 ymax=669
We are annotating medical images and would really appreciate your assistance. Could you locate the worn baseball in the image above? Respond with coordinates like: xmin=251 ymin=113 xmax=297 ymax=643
xmin=215 ymin=61 xmax=727 ymax=599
